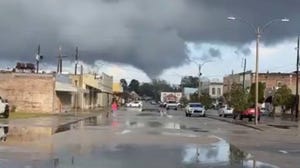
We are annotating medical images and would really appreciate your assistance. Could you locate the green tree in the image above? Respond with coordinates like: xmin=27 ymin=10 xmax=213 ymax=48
xmin=180 ymin=76 xmax=199 ymax=88
xmin=128 ymin=79 xmax=140 ymax=94
xmin=179 ymin=97 xmax=189 ymax=107
xmin=152 ymin=79 xmax=175 ymax=101
xmin=139 ymin=83 xmax=154 ymax=98
xmin=120 ymin=79 xmax=128 ymax=91
xmin=199 ymin=93 xmax=213 ymax=109
xmin=248 ymin=82 xmax=266 ymax=105
xmin=229 ymin=83 xmax=249 ymax=112
xmin=190 ymin=92 xmax=200 ymax=102
xmin=273 ymin=85 xmax=293 ymax=108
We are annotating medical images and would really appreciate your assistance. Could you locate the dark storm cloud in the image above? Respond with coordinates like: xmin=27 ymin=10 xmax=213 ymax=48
xmin=235 ymin=47 xmax=252 ymax=57
xmin=0 ymin=0 xmax=297 ymax=77
xmin=201 ymin=47 xmax=222 ymax=62
xmin=208 ymin=48 xmax=221 ymax=59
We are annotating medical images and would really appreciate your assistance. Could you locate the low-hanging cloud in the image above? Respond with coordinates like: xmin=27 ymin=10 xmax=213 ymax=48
xmin=0 ymin=0 xmax=297 ymax=77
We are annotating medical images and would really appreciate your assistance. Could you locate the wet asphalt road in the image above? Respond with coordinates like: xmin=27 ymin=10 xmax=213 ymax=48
xmin=0 ymin=102 xmax=299 ymax=167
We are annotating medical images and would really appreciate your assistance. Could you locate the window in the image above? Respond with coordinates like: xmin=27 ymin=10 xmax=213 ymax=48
xmin=217 ymin=88 xmax=221 ymax=95
xmin=277 ymin=81 xmax=282 ymax=87
xmin=212 ymin=88 xmax=216 ymax=95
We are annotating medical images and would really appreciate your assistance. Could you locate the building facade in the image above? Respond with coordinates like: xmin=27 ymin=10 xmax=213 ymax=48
xmin=223 ymin=71 xmax=298 ymax=96
xmin=0 ymin=71 xmax=114 ymax=113
xmin=209 ymin=82 xmax=223 ymax=99
xmin=71 ymin=73 xmax=113 ymax=109
xmin=0 ymin=72 xmax=76 ymax=113
xmin=97 ymin=73 xmax=113 ymax=108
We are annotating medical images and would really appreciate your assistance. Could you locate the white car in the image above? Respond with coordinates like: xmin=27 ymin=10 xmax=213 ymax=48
xmin=165 ymin=101 xmax=178 ymax=110
xmin=185 ymin=103 xmax=205 ymax=117
xmin=126 ymin=101 xmax=142 ymax=108
xmin=218 ymin=105 xmax=234 ymax=117
xmin=0 ymin=99 xmax=9 ymax=118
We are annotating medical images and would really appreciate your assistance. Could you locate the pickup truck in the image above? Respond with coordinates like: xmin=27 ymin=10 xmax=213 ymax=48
xmin=165 ymin=101 xmax=178 ymax=110
xmin=0 ymin=99 xmax=9 ymax=118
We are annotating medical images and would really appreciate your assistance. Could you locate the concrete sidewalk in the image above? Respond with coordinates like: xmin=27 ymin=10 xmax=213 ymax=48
xmin=207 ymin=113 xmax=299 ymax=131
xmin=0 ymin=109 xmax=108 ymax=127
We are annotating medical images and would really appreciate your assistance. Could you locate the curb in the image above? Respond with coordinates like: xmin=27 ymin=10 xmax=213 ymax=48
xmin=207 ymin=115 xmax=264 ymax=131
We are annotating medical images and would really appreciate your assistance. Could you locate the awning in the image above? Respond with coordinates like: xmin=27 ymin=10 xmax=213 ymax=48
xmin=55 ymin=82 xmax=77 ymax=92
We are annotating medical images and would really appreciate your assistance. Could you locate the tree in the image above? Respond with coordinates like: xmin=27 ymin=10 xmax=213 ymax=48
xmin=180 ymin=76 xmax=199 ymax=88
xmin=139 ymin=83 xmax=155 ymax=98
xmin=273 ymin=85 xmax=293 ymax=112
xmin=248 ymin=82 xmax=266 ymax=105
xmin=229 ymin=83 xmax=249 ymax=112
xmin=190 ymin=92 xmax=199 ymax=102
xmin=120 ymin=79 xmax=128 ymax=91
xmin=128 ymin=79 xmax=140 ymax=94
xmin=199 ymin=93 xmax=213 ymax=109
xmin=179 ymin=97 xmax=189 ymax=107
xmin=151 ymin=79 xmax=175 ymax=101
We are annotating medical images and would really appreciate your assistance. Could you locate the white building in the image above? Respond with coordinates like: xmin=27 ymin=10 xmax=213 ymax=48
xmin=209 ymin=82 xmax=223 ymax=99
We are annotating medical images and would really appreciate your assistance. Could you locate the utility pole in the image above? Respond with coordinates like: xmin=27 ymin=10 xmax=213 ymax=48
xmin=198 ymin=64 xmax=202 ymax=99
xmin=35 ymin=45 xmax=43 ymax=73
xmin=74 ymin=47 xmax=79 ymax=75
xmin=296 ymin=36 xmax=299 ymax=121
xmin=242 ymin=58 xmax=247 ymax=89
xmin=57 ymin=46 xmax=67 ymax=74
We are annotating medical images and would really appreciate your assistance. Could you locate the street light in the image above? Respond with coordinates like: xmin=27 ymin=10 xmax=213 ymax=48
xmin=227 ymin=16 xmax=289 ymax=125
xmin=198 ymin=62 xmax=209 ymax=99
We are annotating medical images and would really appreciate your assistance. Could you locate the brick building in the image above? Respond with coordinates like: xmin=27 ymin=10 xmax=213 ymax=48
xmin=0 ymin=72 xmax=113 ymax=113
xmin=223 ymin=71 xmax=298 ymax=97
xmin=0 ymin=72 xmax=58 ymax=113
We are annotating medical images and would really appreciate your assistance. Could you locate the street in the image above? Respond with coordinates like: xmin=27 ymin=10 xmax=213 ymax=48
xmin=0 ymin=102 xmax=299 ymax=167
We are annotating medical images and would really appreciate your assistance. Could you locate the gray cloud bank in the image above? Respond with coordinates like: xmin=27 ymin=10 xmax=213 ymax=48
xmin=0 ymin=0 xmax=298 ymax=77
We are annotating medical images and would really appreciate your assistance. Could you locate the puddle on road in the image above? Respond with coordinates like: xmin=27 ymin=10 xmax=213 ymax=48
xmin=126 ymin=120 xmax=209 ymax=133
xmin=137 ymin=112 xmax=160 ymax=117
xmin=0 ymin=115 xmax=279 ymax=168
xmin=0 ymin=139 xmax=278 ymax=168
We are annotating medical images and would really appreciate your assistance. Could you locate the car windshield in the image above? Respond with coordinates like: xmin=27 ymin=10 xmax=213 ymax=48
xmin=190 ymin=104 xmax=202 ymax=107
xmin=2 ymin=1 xmax=296 ymax=167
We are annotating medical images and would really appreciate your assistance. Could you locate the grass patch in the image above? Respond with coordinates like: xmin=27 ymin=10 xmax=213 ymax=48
xmin=8 ymin=112 xmax=55 ymax=119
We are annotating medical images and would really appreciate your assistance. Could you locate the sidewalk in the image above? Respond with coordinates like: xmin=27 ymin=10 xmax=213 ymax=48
xmin=208 ymin=114 xmax=299 ymax=131
xmin=0 ymin=109 xmax=108 ymax=128
xmin=260 ymin=116 xmax=299 ymax=129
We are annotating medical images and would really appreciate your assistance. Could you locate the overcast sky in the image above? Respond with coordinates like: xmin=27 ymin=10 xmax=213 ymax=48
xmin=0 ymin=0 xmax=299 ymax=84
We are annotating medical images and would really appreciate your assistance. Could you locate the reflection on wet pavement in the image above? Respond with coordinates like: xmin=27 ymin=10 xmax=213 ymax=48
xmin=0 ymin=113 xmax=280 ymax=168
xmin=0 ymin=140 xmax=278 ymax=168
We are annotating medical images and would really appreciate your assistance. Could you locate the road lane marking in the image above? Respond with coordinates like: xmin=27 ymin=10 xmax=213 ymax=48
xmin=120 ymin=129 xmax=132 ymax=135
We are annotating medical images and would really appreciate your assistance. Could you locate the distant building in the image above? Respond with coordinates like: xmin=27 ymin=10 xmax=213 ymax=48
xmin=161 ymin=92 xmax=182 ymax=102
xmin=209 ymin=82 xmax=223 ymax=99
xmin=113 ymin=82 xmax=124 ymax=104
xmin=223 ymin=71 xmax=298 ymax=97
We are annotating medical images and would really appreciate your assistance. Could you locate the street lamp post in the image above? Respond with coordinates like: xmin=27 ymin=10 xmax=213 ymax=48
xmin=227 ymin=16 xmax=289 ymax=125
xmin=198 ymin=62 xmax=209 ymax=99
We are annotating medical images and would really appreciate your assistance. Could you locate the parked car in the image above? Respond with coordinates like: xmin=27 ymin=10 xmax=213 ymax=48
xmin=126 ymin=101 xmax=142 ymax=108
xmin=0 ymin=99 xmax=9 ymax=118
xmin=218 ymin=105 xmax=234 ymax=117
xmin=185 ymin=103 xmax=206 ymax=117
xmin=233 ymin=107 xmax=261 ymax=122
